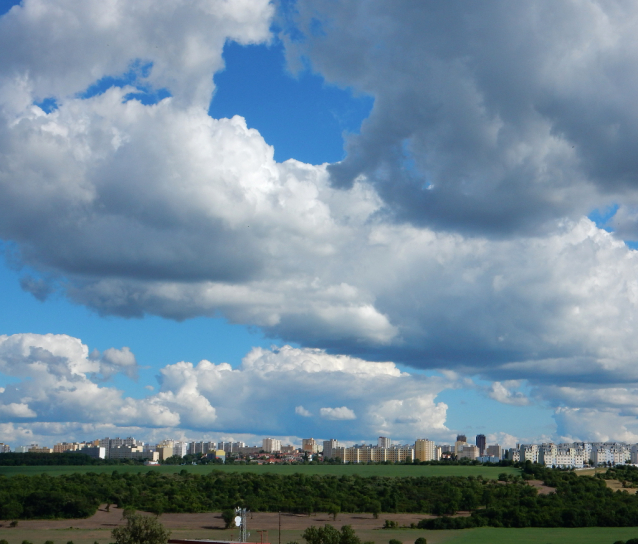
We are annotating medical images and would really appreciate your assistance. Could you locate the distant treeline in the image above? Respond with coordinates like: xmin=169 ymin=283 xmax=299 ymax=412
xmin=3 ymin=463 xmax=638 ymax=529
xmin=0 ymin=453 xmax=146 ymax=466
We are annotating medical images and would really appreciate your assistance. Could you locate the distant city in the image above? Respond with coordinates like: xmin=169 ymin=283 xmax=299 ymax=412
xmin=2 ymin=433 xmax=636 ymax=468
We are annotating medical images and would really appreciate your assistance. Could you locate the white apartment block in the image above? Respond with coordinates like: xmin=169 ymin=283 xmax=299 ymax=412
xmin=505 ymin=448 xmax=520 ymax=461
xmin=218 ymin=441 xmax=245 ymax=453
xmin=331 ymin=444 xmax=415 ymax=463
xmin=262 ymin=438 xmax=282 ymax=453
xmin=0 ymin=443 xmax=10 ymax=453
xmin=538 ymin=443 xmax=557 ymax=467
xmin=189 ymin=441 xmax=216 ymax=455
xmin=458 ymin=445 xmax=480 ymax=460
xmin=109 ymin=445 xmax=158 ymax=462
xmin=15 ymin=444 xmax=38 ymax=453
xmin=520 ymin=444 xmax=539 ymax=463
xmin=378 ymin=436 xmax=392 ymax=448
xmin=323 ymin=439 xmax=339 ymax=459
xmin=415 ymin=439 xmax=437 ymax=462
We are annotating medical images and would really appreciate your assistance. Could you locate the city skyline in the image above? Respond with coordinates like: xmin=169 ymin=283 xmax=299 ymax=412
xmin=3 ymin=1 xmax=638 ymax=449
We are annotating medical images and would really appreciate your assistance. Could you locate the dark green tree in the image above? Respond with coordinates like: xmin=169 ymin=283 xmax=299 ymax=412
xmin=112 ymin=511 xmax=170 ymax=544
xmin=221 ymin=509 xmax=236 ymax=529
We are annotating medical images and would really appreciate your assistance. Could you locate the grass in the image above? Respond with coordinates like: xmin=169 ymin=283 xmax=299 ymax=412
xmin=1 ymin=526 xmax=636 ymax=544
xmin=0 ymin=464 xmax=520 ymax=479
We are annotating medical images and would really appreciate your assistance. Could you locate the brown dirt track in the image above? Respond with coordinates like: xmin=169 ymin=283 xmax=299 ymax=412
xmin=0 ymin=507 xmax=435 ymax=544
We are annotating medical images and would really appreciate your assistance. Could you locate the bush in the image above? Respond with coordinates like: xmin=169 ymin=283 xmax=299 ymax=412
xmin=415 ymin=538 xmax=427 ymax=544
xmin=383 ymin=520 xmax=399 ymax=529
xmin=389 ymin=540 xmax=402 ymax=544
xmin=221 ymin=509 xmax=236 ymax=529
xmin=10 ymin=520 xmax=18 ymax=527
xmin=45 ymin=541 xmax=54 ymax=544
xmin=22 ymin=541 xmax=33 ymax=544
xmin=112 ymin=512 xmax=170 ymax=544
xmin=0 ymin=539 xmax=8 ymax=544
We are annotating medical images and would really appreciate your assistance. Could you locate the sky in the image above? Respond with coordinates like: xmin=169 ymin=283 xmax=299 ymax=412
xmin=2 ymin=0 xmax=638 ymax=450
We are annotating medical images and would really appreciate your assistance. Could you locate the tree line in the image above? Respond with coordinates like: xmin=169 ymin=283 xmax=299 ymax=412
xmin=2 ymin=463 xmax=638 ymax=529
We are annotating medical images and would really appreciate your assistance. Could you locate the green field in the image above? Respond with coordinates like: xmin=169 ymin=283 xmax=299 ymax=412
xmin=0 ymin=463 xmax=520 ymax=478
xmin=0 ymin=526 xmax=636 ymax=544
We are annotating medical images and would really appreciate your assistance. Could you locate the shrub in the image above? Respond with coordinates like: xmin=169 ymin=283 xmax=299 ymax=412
xmin=221 ymin=509 xmax=236 ymax=529
xmin=10 ymin=521 xmax=18 ymax=527
xmin=415 ymin=538 xmax=427 ymax=544
xmin=45 ymin=540 xmax=54 ymax=544
xmin=0 ymin=539 xmax=8 ymax=544
xmin=389 ymin=539 xmax=402 ymax=544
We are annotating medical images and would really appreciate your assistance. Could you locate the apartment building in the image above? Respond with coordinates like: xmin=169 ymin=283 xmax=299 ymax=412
xmin=520 ymin=444 xmax=539 ymax=463
xmin=302 ymin=438 xmax=320 ymax=453
xmin=457 ymin=445 xmax=480 ymax=460
xmin=262 ymin=438 xmax=282 ymax=453
xmin=415 ymin=439 xmax=437 ymax=462
xmin=323 ymin=439 xmax=339 ymax=459
xmin=109 ymin=445 xmax=159 ymax=462
xmin=189 ymin=441 xmax=216 ymax=455
xmin=330 ymin=444 xmax=415 ymax=463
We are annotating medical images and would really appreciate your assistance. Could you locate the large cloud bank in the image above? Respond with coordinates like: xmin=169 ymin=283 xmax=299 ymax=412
xmin=0 ymin=333 xmax=451 ymax=445
xmin=2 ymin=0 xmax=638 ymax=441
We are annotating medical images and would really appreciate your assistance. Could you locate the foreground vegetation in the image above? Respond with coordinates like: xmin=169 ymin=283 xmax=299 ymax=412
xmin=5 ymin=462 xmax=638 ymax=533
xmin=418 ymin=463 xmax=638 ymax=529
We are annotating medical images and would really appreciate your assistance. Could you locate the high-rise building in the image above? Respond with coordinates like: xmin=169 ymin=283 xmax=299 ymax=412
xmin=378 ymin=436 xmax=392 ymax=448
xmin=415 ymin=439 xmax=436 ymax=462
xmin=456 ymin=434 xmax=467 ymax=443
xmin=262 ymin=438 xmax=282 ymax=453
xmin=486 ymin=444 xmax=502 ymax=459
xmin=302 ymin=438 xmax=320 ymax=453
xmin=323 ymin=439 xmax=339 ymax=459
xmin=476 ymin=434 xmax=486 ymax=456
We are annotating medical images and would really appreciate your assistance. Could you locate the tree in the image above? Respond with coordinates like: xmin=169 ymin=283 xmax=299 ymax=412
xmin=302 ymin=525 xmax=361 ymax=544
xmin=112 ymin=511 xmax=170 ymax=544
xmin=414 ymin=538 xmax=427 ymax=544
xmin=222 ymin=509 xmax=236 ymax=529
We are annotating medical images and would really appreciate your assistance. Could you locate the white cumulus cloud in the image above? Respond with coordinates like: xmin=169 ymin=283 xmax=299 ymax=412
xmin=320 ymin=407 xmax=356 ymax=420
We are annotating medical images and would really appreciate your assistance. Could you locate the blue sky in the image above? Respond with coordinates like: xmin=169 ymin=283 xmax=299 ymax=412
xmin=2 ymin=0 xmax=638 ymax=449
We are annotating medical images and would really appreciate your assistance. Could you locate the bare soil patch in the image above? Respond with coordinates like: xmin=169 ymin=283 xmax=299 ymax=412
xmin=604 ymin=479 xmax=638 ymax=494
xmin=0 ymin=507 xmax=430 ymax=532
xmin=527 ymin=480 xmax=555 ymax=495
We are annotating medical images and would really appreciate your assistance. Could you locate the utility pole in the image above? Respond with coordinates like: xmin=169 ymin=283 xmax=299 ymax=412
xmin=235 ymin=507 xmax=249 ymax=542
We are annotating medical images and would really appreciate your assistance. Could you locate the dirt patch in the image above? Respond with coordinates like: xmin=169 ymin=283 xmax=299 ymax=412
xmin=605 ymin=479 xmax=638 ymax=494
xmin=527 ymin=480 xmax=555 ymax=495
xmin=0 ymin=507 xmax=430 ymax=532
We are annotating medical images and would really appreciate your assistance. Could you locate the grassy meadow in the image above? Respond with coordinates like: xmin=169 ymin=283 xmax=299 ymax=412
xmin=0 ymin=463 xmax=520 ymax=479
xmin=1 ymin=526 xmax=636 ymax=544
